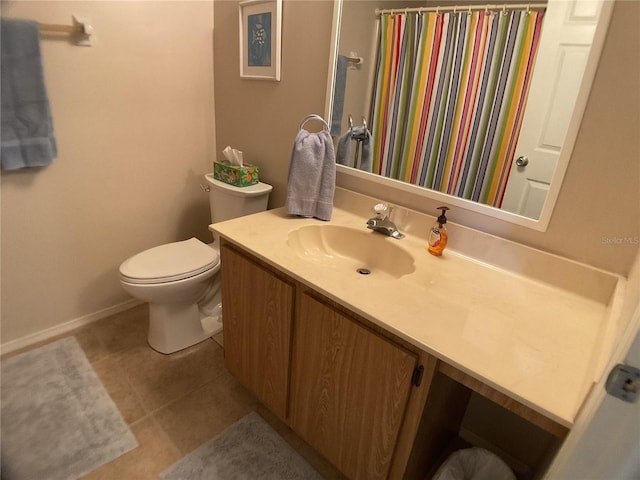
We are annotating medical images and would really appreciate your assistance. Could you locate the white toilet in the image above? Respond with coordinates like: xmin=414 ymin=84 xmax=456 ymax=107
xmin=119 ymin=174 xmax=272 ymax=354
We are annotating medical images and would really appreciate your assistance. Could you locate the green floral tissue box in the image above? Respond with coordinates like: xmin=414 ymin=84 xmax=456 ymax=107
xmin=213 ymin=162 xmax=259 ymax=187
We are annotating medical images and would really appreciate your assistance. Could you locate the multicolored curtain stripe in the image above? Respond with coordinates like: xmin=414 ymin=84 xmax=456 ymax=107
xmin=370 ymin=9 xmax=544 ymax=207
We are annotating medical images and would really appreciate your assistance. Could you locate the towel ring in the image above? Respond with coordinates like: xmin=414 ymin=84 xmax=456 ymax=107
xmin=298 ymin=114 xmax=330 ymax=132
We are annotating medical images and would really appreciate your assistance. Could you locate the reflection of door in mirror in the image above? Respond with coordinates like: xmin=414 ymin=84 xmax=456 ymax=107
xmin=501 ymin=0 xmax=603 ymax=218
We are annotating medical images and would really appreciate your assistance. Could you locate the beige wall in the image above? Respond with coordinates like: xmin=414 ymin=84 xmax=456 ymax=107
xmin=217 ymin=0 xmax=639 ymax=276
xmin=214 ymin=0 xmax=334 ymax=208
xmin=1 ymin=1 xmax=215 ymax=345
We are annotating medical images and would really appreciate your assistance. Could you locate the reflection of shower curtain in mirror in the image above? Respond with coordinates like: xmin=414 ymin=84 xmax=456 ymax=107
xmin=370 ymin=9 xmax=544 ymax=207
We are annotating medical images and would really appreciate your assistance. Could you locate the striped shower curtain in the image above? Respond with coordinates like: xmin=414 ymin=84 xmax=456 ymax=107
xmin=370 ymin=9 xmax=544 ymax=207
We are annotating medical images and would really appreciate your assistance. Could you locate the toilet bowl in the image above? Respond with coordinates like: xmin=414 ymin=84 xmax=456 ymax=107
xmin=120 ymin=238 xmax=222 ymax=354
xmin=119 ymin=175 xmax=272 ymax=354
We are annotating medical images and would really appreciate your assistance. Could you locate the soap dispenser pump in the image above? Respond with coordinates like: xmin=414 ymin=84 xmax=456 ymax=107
xmin=427 ymin=206 xmax=450 ymax=256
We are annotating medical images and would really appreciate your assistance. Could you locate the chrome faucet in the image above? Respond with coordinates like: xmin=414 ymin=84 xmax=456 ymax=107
xmin=366 ymin=203 xmax=405 ymax=239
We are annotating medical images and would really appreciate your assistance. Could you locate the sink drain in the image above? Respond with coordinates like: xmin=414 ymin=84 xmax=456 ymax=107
xmin=356 ymin=268 xmax=371 ymax=275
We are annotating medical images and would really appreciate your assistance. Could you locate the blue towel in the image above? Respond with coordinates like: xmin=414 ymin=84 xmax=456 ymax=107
xmin=330 ymin=55 xmax=348 ymax=137
xmin=286 ymin=129 xmax=336 ymax=221
xmin=336 ymin=130 xmax=352 ymax=166
xmin=1 ymin=19 xmax=57 ymax=170
xmin=336 ymin=127 xmax=372 ymax=172
xmin=358 ymin=127 xmax=373 ymax=173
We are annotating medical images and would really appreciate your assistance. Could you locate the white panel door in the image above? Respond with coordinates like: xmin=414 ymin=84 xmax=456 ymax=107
xmin=546 ymin=312 xmax=640 ymax=479
xmin=501 ymin=0 xmax=603 ymax=218
xmin=546 ymin=251 xmax=640 ymax=479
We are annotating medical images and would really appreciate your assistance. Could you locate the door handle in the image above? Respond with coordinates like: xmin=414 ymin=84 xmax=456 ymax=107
xmin=606 ymin=363 xmax=640 ymax=403
xmin=515 ymin=155 xmax=529 ymax=167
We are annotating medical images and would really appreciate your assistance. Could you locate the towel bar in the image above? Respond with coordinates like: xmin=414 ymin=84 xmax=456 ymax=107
xmin=38 ymin=16 xmax=92 ymax=46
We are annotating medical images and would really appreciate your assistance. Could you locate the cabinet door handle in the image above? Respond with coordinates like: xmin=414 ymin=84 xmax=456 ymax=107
xmin=411 ymin=365 xmax=424 ymax=386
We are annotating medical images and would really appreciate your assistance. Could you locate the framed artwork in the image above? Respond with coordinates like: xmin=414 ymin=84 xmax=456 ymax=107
xmin=239 ymin=0 xmax=282 ymax=81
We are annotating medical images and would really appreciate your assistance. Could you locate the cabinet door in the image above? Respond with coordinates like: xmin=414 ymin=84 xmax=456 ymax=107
xmin=220 ymin=244 xmax=294 ymax=419
xmin=290 ymin=292 xmax=418 ymax=480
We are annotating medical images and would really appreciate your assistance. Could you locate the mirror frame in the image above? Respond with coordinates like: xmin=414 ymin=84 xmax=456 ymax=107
xmin=325 ymin=0 xmax=615 ymax=232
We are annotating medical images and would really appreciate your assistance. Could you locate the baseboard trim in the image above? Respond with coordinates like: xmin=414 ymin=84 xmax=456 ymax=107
xmin=1 ymin=299 xmax=143 ymax=355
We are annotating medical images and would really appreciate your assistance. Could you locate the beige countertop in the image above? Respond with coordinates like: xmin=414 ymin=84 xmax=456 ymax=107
xmin=210 ymin=188 xmax=623 ymax=427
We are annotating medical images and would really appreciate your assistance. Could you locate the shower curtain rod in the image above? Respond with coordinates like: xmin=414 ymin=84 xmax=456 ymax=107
xmin=375 ymin=3 xmax=546 ymax=15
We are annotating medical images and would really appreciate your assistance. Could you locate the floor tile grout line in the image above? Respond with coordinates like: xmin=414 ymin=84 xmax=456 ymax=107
xmin=149 ymin=411 xmax=184 ymax=460
xmin=113 ymin=348 xmax=159 ymax=422
xmin=109 ymin=340 xmax=225 ymax=428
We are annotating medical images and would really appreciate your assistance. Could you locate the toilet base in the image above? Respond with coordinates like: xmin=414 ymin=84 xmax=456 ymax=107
xmin=147 ymin=302 xmax=222 ymax=354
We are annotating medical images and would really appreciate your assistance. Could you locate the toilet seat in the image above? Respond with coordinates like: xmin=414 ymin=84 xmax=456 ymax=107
xmin=120 ymin=238 xmax=219 ymax=284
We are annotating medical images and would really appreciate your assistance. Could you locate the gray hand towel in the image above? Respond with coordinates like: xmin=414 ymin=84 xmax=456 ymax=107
xmin=336 ymin=126 xmax=373 ymax=172
xmin=336 ymin=130 xmax=352 ymax=166
xmin=286 ymin=129 xmax=336 ymax=221
xmin=358 ymin=127 xmax=373 ymax=173
xmin=1 ymin=19 xmax=57 ymax=170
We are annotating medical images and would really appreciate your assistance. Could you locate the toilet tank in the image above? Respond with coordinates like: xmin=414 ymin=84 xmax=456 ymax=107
xmin=204 ymin=174 xmax=273 ymax=224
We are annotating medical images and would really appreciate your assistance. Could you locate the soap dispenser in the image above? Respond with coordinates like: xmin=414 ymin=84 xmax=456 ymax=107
xmin=427 ymin=206 xmax=450 ymax=256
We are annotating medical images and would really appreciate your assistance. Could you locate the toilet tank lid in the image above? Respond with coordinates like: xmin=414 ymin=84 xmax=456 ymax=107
xmin=204 ymin=174 xmax=273 ymax=197
xmin=119 ymin=238 xmax=219 ymax=282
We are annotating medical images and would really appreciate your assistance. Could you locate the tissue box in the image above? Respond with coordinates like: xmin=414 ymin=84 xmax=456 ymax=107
xmin=213 ymin=162 xmax=259 ymax=187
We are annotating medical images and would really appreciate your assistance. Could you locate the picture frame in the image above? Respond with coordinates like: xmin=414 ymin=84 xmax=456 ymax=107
xmin=239 ymin=0 xmax=282 ymax=81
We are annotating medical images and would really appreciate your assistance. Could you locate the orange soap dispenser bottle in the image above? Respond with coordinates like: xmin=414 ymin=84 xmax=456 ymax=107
xmin=427 ymin=206 xmax=450 ymax=256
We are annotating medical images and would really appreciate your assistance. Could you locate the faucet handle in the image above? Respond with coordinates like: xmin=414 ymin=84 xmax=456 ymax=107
xmin=373 ymin=202 xmax=390 ymax=218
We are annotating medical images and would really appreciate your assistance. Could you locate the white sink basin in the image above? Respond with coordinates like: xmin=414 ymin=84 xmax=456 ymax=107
xmin=287 ymin=225 xmax=415 ymax=278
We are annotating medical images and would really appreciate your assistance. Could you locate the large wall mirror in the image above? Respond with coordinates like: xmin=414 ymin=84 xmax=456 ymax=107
xmin=326 ymin=0 xmax=614 ymax=231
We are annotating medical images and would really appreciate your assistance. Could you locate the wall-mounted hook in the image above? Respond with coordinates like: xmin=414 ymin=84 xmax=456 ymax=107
xmin=346 ymin=51 xmax=363 ymax=70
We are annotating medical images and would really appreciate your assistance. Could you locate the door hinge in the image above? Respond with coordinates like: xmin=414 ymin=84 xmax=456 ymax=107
xmin=411 ymin=365 xmax=424 ymax=387
xmin=606 ymin=363 xmax=640 ymax=403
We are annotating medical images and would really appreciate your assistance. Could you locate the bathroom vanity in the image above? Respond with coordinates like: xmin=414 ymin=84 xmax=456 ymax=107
xmin=210 ymin=188 xmax=623 ymax=480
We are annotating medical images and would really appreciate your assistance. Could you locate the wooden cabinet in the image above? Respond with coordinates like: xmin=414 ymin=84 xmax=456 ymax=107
xmin=220 ymin=240 xmax=430 ymax=479
xmin=289 ymin=291 xmax=418 ymax=480
xmin=219 ymin=240 xmax=566 ymax=480
xmin=220 ymin=242 xmax=294 ymax=419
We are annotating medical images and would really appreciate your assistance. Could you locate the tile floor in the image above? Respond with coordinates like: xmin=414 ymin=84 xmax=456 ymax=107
xmin=3 ymin=304 xmax=346 ymax=479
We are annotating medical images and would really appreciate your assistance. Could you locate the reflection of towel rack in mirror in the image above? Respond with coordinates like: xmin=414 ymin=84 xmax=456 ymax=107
xmin=347 ymin=114 xmax=369 ymax=169
xmin=348 ymin=114 xmax=367 ymax=135
xmin=298 ymin=114 xmax=330 ymax=132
